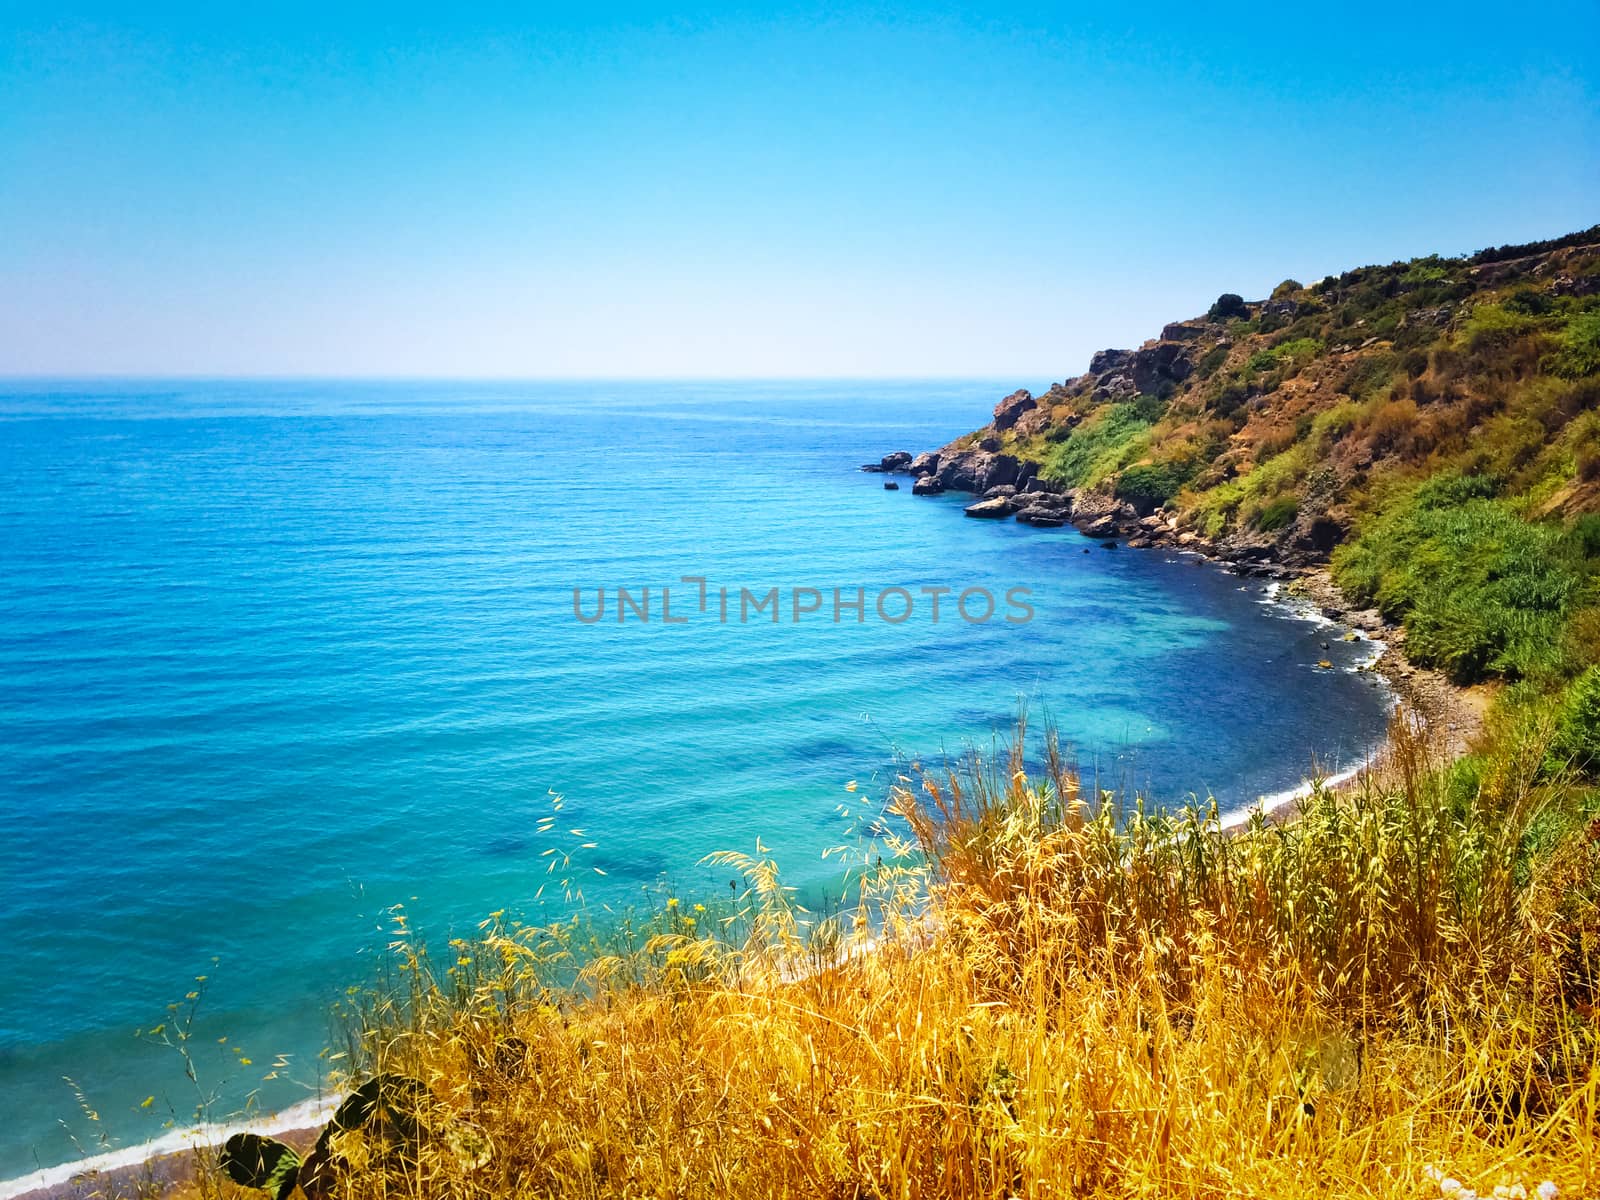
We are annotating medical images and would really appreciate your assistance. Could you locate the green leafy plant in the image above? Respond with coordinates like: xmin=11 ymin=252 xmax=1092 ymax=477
xmin=1208 ymin=292 xmax=1248 ymax=320
xmin=1246 ymin=337 xmax=1323 ymax=375
xmin=219 ymin=1073 xmax=491 ymax=1200
xmin=1114 ymin=461 xmax=1192 ymax=509
xmin=1254 ymin=494 xmax=1298 ymax=532
xmin=1041 ymin=403 xmax=1152 ymax=489
xmin=1548 ymin=310 xmax=1600 ymax=379
xmin=1552 ymin=666 xmax=1600 ymax=772
xmin=1333 ymin=486 xmax=1584 ymax=682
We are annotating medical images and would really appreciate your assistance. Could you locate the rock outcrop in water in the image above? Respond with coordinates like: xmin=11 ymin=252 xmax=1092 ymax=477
xmin=963 ymin=496 xmax=1016 ymax=519
xmin=861 ymin=450 xmax=913 ymax=473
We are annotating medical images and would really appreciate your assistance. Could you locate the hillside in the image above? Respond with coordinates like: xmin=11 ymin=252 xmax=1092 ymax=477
xmin=882 ymin=225 xmax=1600 ymax=688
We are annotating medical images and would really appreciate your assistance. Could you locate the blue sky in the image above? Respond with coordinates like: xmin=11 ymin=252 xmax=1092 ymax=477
xmin=2 ymin=2 xmax=1596 ymax=380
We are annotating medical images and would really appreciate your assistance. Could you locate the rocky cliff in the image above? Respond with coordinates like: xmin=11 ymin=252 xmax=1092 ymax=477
xmin=871 ymin=224 xmax=1600 ymax=577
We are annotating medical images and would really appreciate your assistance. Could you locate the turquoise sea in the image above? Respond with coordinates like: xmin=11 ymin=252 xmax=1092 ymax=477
xmin=0 ymin=380 xmax=1391 ymax=1185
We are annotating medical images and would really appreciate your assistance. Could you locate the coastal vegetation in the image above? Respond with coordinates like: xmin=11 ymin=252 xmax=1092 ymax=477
xmin=171 ymin=228 xmax=1600 ymax=1198
xmin=197 ymin=716 xmax=1599 ymax=1199
xmin=903 ymin=225 xmax=1600 ymax=830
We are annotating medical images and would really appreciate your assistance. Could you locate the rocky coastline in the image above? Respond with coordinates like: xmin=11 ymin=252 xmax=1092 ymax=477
xmin=861 ymin=385 xmax=1331 ymax=572
xmin=863 ymin=384 xmax=1488 ymax=759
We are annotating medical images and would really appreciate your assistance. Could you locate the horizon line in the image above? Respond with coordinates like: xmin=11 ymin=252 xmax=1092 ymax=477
xmin=0 ymin=372 xmax=1065 ymax=386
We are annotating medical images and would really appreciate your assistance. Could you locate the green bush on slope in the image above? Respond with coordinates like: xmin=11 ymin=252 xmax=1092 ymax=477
xmin=1333 ymin=478 xmax=1587 ymax=683
xmin=1554 ymin=666 xmax=1600 ymax=771
xmin=1549 ymin=310 xmax=1600 ymax=379
xmin=1114 ymin=460 xmax=1194 ymax=509
xmin=1041 ymin=403 xmax=1152 ymax=488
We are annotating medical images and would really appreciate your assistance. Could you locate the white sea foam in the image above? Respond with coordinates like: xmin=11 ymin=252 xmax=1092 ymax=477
xmin=1221 ymin=757 xmax=1373 ymax=830
xmin=0 ymin=1096 xmax=337 ymax=1200
xmin=1215 ymin=576 xmax=1400 ymax=829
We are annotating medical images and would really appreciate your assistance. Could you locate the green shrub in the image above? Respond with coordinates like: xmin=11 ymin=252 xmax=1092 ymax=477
xmin=1566 ymin=514 xmax=1600 ymax=560
xmin=1194 ymin=343 xmax=1230 ymax=379
xmin=1460 ymin=303 xmax=1543 ymax=354
xmin=1041 ymin=404 xmax=1152 ymax=488
xmin=1337 ymin=353 xmax=1396 ymax=400
xmin=1246 ymin=337 xmax=1324 ymax=375
xmin=1553 ymin=666 xmax=1600 ymax=772
xmin=1548 ymin=310 xmax=1600 ymax=379
xmin=1209 ymin=293 xmax=1248 ymax=320
xmin=1210 ymin=381 xmax=1251 ymax=419
xmin=1254 ymin=494 xmax=1298 ymax=532
xmin=1411 ymin=471 xmax=1500 ymax=509
xmin=1504 ymin=288 xmax=1554 ymax=317
xmin=1332 ymin=491 xmax=1584 ymax=683
xmin=1115 ymin=461 xmax=1193 ymax=509
xmin=1367 ymin=311 xmax=1401 ymax=339
xmin=1131 ymin=393 xmax=1168 ymax=423
xmin=1401 ymin=260 xmax=1450 ymax=285
xmin=1311 ymin=400 xmax=1362 ymax=444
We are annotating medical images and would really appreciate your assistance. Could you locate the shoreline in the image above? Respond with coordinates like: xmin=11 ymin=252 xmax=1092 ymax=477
xmin=4 ymin=484 xmax=1481 ymax=1200
xmin=879 ymin=449 xmax=1488 ymax=818
xmin=2 ymin=1100 xmax=336 ymax=1200
xmin=1283 ymin=566 xmax=1488 ymax=761
xmin=887 ymin=443 xmax=1489 ymax=768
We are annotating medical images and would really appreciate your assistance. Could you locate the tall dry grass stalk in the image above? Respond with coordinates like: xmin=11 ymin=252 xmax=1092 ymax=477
xmin=205 ymin=712 xmax=1600 ymax=1198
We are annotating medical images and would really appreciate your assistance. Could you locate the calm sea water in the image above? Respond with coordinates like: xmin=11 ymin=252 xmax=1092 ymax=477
xmin=0 ymin=380 xmax=1390 ymax=1182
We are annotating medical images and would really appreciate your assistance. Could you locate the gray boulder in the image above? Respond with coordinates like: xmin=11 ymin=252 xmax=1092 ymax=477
xmin=1013 ymin=407 xmax=1052 ymax=438
xmin=1090 ymin=348 xmax=1134 ymax=375
xmin=964 ymin=497 xmax=1017 ymax=519
xmin=1129 ymin=342 xmax=1193 ymax=393
xmin=1095 ymin=373 xmax=1138 ymax=400
xmin=861 ymin=450 xmax=913 ymax=473
xmin=991 ymin=388 xmax=1037 ymax=431
xmin=936 ymin=449 xmax=1020 ymax=494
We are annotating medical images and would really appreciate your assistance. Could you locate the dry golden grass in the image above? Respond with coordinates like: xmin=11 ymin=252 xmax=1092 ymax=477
xmin=199 ymin=715 xmax=1600 ymax=1200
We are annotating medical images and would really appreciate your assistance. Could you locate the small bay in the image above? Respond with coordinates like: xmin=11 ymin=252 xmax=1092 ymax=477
xmin=0 ymin=380 xmax=1389 ymax=1182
